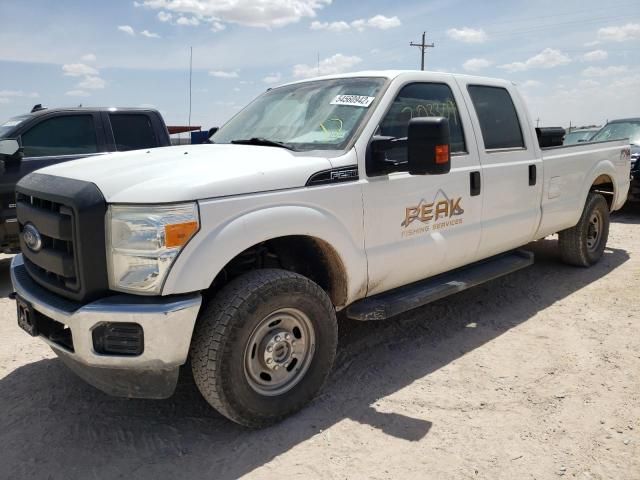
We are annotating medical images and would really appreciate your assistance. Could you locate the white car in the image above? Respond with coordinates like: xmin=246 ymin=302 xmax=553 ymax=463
xmin=10 ymin=70 xmax=630 ymax=427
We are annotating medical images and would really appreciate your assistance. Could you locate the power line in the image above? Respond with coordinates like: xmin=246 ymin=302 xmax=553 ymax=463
xmin=410 ymin=31 xmax=435 ymax=71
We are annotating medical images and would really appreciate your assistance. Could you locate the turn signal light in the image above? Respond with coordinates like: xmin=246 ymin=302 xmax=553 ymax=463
xmin=435 ymin=144 xmax=450 ymax=164
xmin=165 ymin=221 xmax=199 ymax=248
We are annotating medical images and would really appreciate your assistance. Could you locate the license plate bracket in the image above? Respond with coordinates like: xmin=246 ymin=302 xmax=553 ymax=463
xmin=16 ymin=295 xmax=38 ymax=337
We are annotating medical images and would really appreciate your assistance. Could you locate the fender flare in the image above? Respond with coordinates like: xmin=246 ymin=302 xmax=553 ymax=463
xmin=162 ymin=203 xmax=367 ymax=305
xmin=580 ymin=159 xmax=618 ymax=210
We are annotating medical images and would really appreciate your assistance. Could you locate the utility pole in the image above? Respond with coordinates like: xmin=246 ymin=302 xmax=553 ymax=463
xmin=188 ymin=46 xmax=193 ymax=127
xmin=410 ymin=31 xmax=435 ymax=70
xmin=536 ymin=117 xmax=540 ymax=128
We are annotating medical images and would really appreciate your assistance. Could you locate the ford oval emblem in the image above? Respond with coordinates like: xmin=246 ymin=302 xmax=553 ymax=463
xmin=23 ymin=223 xmax=43 ymax=252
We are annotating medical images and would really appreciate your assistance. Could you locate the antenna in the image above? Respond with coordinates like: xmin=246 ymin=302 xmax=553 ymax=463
xmin=410 ymin=31 xmax=435 ymax=70
xmin=188 ymin=46 xmax=193 ymax=127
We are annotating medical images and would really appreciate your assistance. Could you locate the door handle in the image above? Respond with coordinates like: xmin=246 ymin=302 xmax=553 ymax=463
xmin=470 ymin=171 xmax=481 ymax=196
xmin=528 ymin=165 xmax=537 ymax=186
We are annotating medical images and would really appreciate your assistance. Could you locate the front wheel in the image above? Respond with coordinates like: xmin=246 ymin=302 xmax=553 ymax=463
xmin=558 ymin=192 xmax=610 ymax=267
xmin=190 ymin=269 xmax=338 ymax=428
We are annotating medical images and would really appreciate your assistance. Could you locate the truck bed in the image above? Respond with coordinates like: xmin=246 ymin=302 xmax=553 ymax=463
xmin=535 ymin=138 xmax=630 ymax=239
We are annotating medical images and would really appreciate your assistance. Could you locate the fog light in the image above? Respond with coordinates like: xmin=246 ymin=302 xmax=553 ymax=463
xmin=92 ymin=323 xmax=144 ymax=356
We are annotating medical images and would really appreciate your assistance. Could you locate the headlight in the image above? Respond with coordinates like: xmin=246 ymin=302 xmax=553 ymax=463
xmin=106 ymin=203 xmax=199 ymax=294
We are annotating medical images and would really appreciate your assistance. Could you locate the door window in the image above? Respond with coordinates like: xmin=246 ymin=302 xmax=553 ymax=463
xmin=467 ymin=85 xmax=525 ymax=150
xmin=378 ymin=82 xmax=466 ymax=163
xmin=21 ymin=115 xmax=98 ymax=157
xmin=109 ymin=114 xmax=158 ymax=151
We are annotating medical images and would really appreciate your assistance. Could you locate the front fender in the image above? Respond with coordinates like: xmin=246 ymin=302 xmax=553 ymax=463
xmin=162 ymin=197 xmax=367 ymax=305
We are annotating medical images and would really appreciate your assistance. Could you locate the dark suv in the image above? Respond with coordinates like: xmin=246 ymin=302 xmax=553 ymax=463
xmin=0 ymin=107 xmax=171 ymax=252
xmin=590 ymin=118 xmax=640 ymax=202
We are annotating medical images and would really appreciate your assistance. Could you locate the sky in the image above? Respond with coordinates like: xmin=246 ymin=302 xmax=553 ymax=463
xmin=0 ymin=0 xmax=639 ymax=130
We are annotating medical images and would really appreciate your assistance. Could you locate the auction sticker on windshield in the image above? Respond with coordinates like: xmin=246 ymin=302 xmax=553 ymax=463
xmin=330 ymin=95 xmax=375 ymax=107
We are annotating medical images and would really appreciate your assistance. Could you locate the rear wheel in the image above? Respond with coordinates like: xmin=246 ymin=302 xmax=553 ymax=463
xmin=190 ymin=269 xmax=338 ymax=428
xmin=559 ymin=192 xmax=610 ymax=267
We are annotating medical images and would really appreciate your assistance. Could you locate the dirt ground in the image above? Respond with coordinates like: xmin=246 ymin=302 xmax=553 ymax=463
xmin=0 ymin=207 xmax=638 ymax=480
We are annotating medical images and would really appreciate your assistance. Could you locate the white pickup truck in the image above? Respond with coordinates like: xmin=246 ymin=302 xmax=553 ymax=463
xmin=10 ymin=71 xmax=630 ymax=427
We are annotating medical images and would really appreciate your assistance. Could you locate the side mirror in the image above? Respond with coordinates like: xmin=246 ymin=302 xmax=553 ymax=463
xmin=0 ymin=138 xmax=20 ymax=157
xmin=407 ymin=117 xmax=451 ymax=175
xmin=208 ymin=127 xmax=219 ymax=138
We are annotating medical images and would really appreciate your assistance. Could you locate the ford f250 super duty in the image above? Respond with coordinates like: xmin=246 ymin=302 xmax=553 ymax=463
xmin=0 ymin=107 xmax=170 ymax=253
xmin=10 ymin=71 xmax=630 ymax=427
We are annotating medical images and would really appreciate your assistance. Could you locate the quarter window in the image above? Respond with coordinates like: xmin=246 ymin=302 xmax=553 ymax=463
xmin=21 ymin=115 xmax=98 ymax=157
xmin=468 ymin=85 xmax=525 ymax=150
xmin=110 ymin=114 xmax=158 ymax=151
xmin=378 ymin=83 xmax=466 ymax=163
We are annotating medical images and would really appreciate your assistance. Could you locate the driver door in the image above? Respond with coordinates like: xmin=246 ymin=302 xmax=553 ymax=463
xmin=361 ymin=80 xmax=483 ymax=296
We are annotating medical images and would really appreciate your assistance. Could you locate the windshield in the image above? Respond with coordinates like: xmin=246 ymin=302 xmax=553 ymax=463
xmin=0 ymin=115 xmax=29 ymax=138
xmin=563 ymin=130 xmax=596 ymax=145
xmin=212 ymin=77 xmax=387 ymax=151
xmin=591 ymin=121 xmax=640 ymax=145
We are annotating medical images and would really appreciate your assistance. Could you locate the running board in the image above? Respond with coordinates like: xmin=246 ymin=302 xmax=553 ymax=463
xmin=346 ymin=250 xmax=534 ymax=321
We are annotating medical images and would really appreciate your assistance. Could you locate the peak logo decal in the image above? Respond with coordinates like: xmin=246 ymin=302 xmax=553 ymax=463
xmin=401 ymin=190 xmax=465 ymax=238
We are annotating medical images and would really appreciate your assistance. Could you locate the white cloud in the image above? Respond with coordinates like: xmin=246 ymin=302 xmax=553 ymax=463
xmin=210 ymin=21 xmax=226 ymax=32
xmin=293 ymin=53 xmax=361 ymax=78
xmin=0 ymin=90 xmax=39 ymax=98
xmin=610 ymin=74 xmax=640 ymax=89
xmin=63 ymin=59 xmax=105 ymax=93
xmin=209 ymin=70 xmax=239 ymax=78
xmin=81 ymin=53 xmax=96 ymax=62
xmin=176 ymin=16 xmax=200 ymax=26
xmin=462 ymin=58 xmax=492 ymax=72
xmin=118 ymin=25 xmax=135 ymax=36
xmin=578 ymin=79 xmax=600 ymax=88
xmin=350 ymin=19 xmax=366 ymax=31
xmin=77 ymin=75 xmax=106 ymax=89
xmin=263 ymin=72 xmax=282 ymax=84
xmin=157 ymin=11 xmax=172 ymax=22
xmin=598 ymin=23 xmax=640 ymax=42
xmin=140 ymin=29 xmax=160 ymax=38
xmin=500 ymin=48 xmax=571 ymax=72
xmin=310 ymin=20 xmax=350 ymax=32
xmin=364 ymin=15 xmax=401 ymax=30
xmin=62 ymin=63 xmax=99 ymax=77
xmin=0 ymin=89 xmax=39 ymax=104
xmin=446 ymin=27 xmax=487 ymax=43
xmin=137 ymin=0 xmax=331 ymax=29
xmin=581 ymin=49 xmax=608 ymax=62
xmin=520 ymin=80 xmax=542 ymax=89
xmin=582 ymin=65 xmax=629 ymax=77
xmin=65 ymin=90 xmax=90 ymax=97
xmin=310 ymin=15 xmax=400 ymax=32
xmin=526 ymin=74 xmax=640 ymax=127
xmin=584 ymin=40 xmax=600 ymax=47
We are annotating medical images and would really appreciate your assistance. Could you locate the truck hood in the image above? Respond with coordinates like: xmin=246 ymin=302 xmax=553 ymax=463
xmin=37 ymin=144 xmax=334 ymax=203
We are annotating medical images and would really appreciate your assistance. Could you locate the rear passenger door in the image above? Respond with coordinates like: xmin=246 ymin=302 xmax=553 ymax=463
xmin=456 ymin=80 xmax=543 ymax=258
xmin=104 ymin=112 xmax=162 ymax=151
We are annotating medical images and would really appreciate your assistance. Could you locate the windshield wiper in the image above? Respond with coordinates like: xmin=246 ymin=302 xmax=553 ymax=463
xmin=230 ymin=137 xmax=296 ymax=151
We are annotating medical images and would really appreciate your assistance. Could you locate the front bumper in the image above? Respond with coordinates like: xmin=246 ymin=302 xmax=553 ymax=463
xmin=10 ymin=254 xmax=202 ymax=398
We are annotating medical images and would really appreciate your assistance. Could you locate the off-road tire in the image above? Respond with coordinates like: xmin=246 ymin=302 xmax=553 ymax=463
xmin=190 ymin=269 xmax=338 ymax=428
xmin=558 ymin=192 xmax=609 ymax=267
